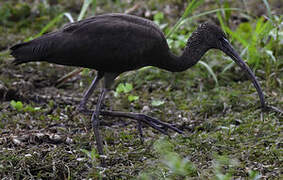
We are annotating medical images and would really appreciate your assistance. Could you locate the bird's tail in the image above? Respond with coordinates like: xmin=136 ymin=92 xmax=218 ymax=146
xmin=10 ymin=41 xmax=36 ymax=65
xmin=10 ymin=32 xmax=57 ymax=65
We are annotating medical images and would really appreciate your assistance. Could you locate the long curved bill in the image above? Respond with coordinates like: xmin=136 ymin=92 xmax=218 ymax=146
xmin=221 ymin=38 xmax=266 ymax=109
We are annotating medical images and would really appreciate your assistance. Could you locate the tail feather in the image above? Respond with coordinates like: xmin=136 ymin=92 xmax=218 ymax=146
xmin=10 ymin=42 xmax=33 ymax=65
xmin=11 ymin=58 xmax=32 ymax=65
xmin=10 ymin=32 xmax=58 ymax=65
xmin=10 ymin=41 xmax=38 ymax=65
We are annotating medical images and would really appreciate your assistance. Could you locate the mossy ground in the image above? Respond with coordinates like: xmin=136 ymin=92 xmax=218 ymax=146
xmin=0 ymin=0 xmax=282 ymax=179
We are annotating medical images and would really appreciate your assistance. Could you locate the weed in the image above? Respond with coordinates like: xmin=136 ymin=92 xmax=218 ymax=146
xmin=115 ymin=83 xmax=139 ymax=102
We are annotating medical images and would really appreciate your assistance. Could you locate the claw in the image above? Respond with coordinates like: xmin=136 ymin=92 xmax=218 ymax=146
xmin=143 ymin=114 xmax=183 ymax=134
xmin=266 ymin=105 xmax=283 ymax=114
xmin=259 ymin=105 xmax=282 ymax=121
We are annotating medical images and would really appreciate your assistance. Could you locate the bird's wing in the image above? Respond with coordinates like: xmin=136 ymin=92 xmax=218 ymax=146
xmin=55 ymin=15 xmax=168 ymax=71
xmin=11 ymin=14 xmax=169 ymax=72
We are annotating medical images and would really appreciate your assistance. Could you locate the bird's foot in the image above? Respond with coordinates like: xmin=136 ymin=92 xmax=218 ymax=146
xmin=78 ymin=108 xmax=183 ymax=142
xmin=260 ymin=105 xmax=283 ymax=121
xmin=265 ymin=105 xmax=283 ymax=114
xmin=262 ymin=105 xmax=283 ymax=115
xmin=99 ymin=110 xmax=183 ymax=138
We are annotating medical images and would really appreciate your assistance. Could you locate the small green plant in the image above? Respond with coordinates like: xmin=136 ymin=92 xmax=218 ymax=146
xmin=248 ymin=170 xmax=262 ymax=180
xmin=128 ymin=94 xmax=139 ymax=102
xmin=213 ymin=155 xmax=262 ymax=180
xmin=213 ymin=156 xmax=235 ymax=180
xmin=225 ymin=18 xmax=274 ymax=66
xmin=10 ymin=100 xmax=23 ymax=111
xmin=10 ymin=100 xmax=41 ymax=112
xmin=82 ymin=68 xmax=91 ymax=76
xmin=221 ymin=0 xmax=282 ymax=81
xmin=139 ymin=138 xmax=196 ymax=179
xmin=115 ymin=83 xmax=139 ymax=102
xmin=80 ymin=148 xmax=105 ymax=179
xmin=81 ymin=148 xmax=99 ymax=166
xmin=116 ymin=82 xmax=133 ymax=94
xmin=139 ymin=139 xmax=263 ymax=179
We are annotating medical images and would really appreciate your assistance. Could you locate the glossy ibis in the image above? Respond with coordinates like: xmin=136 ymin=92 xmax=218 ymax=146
xmin=10 ymin=13 xmax=281 ymax=158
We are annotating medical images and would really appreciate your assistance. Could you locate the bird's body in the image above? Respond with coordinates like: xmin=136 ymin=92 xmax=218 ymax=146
xmin=11 ymin=13 xmax=170 ymax=73
xmin=11 ymin=13 xmax=274 ymax=161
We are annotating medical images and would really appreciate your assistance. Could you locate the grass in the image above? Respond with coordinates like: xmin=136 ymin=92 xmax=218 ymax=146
xmin=0 ymin=0 xmax=282 ymax=179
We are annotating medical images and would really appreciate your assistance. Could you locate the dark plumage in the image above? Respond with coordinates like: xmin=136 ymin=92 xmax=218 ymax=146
xmin=11 ymin=13 xmax=270 ymax=159
xmin=11 ymin=13 xmax=168 ymax=73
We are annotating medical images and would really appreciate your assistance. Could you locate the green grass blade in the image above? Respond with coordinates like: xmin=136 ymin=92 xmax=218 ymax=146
xmin=189 ymin=8 xmax=246 ymax=21
xmin=25 ymin=13 xmax=65 ymax=41
xmin=217 ymin=11 xmax=226 ymax=33
xmin=223 ymin=2 xmax=231 ymax=24
xmin=92 ymin=0 xmax=97 ymax=16
xmin=179 ymin=8 xmax=247 ymax=29
xmin=166 ymin=0 xmax=204 ymax=38
xmin=199 ymin=60 xmax=218 ymax=86
xmin=181 ymin=0 xmax=205 ymax=19
xmin=262 ymin=0 xmax=272 ymax=21
xmin=224 ymin=26 xmax=249 ymax=47
xmin=63 ymin=12 xmax=74 ymax=23
xmin=222 ymin=61 xmax=235 ymax=73
xmin=78 ymin=0 xmax=93 ymax=21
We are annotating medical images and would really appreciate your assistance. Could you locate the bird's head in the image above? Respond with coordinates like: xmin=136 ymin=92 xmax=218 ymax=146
xmin=196 ymin=23 xmax=227 ymax=49
xmin=195 ymin=23 xmax=266 ymax=108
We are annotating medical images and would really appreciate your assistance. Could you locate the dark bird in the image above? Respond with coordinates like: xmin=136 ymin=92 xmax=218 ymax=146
xmin=11 ymin=13 xmax=279 ymax=158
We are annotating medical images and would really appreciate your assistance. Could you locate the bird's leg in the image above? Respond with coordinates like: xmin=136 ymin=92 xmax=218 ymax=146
xmin=91 ymin=88 xmax=107 ymax=166
xmin=78 ymin=72 xmax=104 ymax=113
xmin=98 ymin=110 xmax=183 ymax=136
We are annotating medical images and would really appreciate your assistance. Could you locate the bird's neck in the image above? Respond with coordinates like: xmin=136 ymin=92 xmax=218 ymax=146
xmin=156 ymin=34 xmax=210 ymax=72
